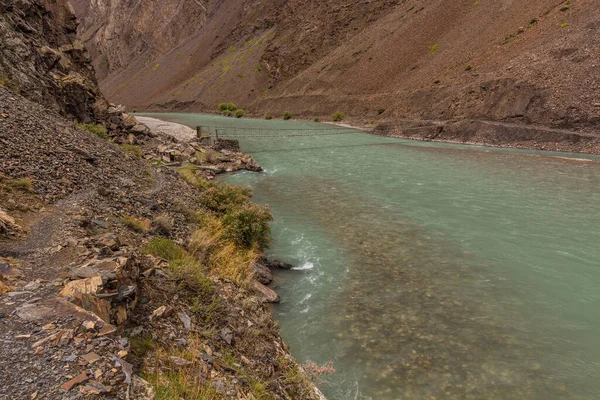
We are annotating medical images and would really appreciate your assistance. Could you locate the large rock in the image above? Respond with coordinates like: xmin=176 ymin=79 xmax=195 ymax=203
xmin=0 ymin=208 xmax=21 ymax=236
xmin=252 ymin=280 xmax=280 ymax=303
xmin=253 ymin=262 xmax=273 ymax=285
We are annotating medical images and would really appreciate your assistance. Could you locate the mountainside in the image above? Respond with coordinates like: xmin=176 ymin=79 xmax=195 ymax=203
xmin=0 ymin=0 xmax=108 ymax=122
xmin=72 ymin=0 xmax=600 ymax=138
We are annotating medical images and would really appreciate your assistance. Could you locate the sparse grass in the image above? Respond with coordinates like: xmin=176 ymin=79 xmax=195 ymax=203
xmin=152 ymin=215 xmax=172 ymax=236
xmin=465 ymin=64 xmax=473 ymax=71
xmin=120 ymin=144 xmax=143 ymax=158
xmin=264 ymin=115 xmax=272 ymax=120
xmin=560 ymin=22 xmax=569 ymax=28
xmin=234 ymin=109 xmax=245 ymax=118
xmin=332 ymin=111 xmax=345 ymax=122
xmin=10 ymin=178 xmax=33 ymax=192
xmin=178 ymin=164 xmax=210 ymax=190
xmin=146 ymin=370 xmax=222 ymax=400
xmin=283 ymin=111 xmax=292 ymax=120
xmin=120 ymin=215 xmax=151 ymax=233
xmin=76 ymin=122 xmax=108 ymax=140
xmin=428 ymin=44 xmax=439 ymax=53
xmin=145 ymin=237 xmax=189 ymax=262
xmin=130 ymin=337 xmax=155 ymax=357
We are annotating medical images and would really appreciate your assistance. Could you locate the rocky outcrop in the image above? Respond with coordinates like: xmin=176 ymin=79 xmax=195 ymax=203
xmin=0 ymin=208 xmax=21 ymax=236
xmin=0 ymin=0 xmax=108 ymax=122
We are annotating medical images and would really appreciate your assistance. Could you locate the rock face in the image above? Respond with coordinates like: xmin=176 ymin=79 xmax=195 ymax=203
xmin=0 ymin=0 xmax=108 ymax=122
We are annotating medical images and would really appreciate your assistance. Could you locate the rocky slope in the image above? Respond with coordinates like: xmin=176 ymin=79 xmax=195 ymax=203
xmin=72 ymin=0 xmax=600 ymax=150
xmin=0 ymin=0 xmax=326 ymax=398
xmin=0 ymin=0 xmax=107 ymax=122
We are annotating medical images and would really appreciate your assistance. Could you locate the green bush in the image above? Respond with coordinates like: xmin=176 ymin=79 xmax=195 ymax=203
xmin=76 ymin=122 xmax=108 ymax=140
xmin=313 ymin=117 xmax=320 ymax=122
xmin=332 ymin=112 xmax=345 ymax=122
xmin=199 ymin=184 xmax=252 ymax=214
xmin=234 ymin=109 xmax=245 ymax=118
xmin=218 ymin=102 xmax=238 ymax=112
xmin=222 ymin=110 xmax=233 ymax=117
xmin=264 ymin=115 xmax=272 ymax=120
xmin=145 ymin=237 xmax=188 ymax=262
xmin=222 ymin=203 xmax=273 ymax=250
xmin=283 ymin=111 xmax=292 ymax=120
xmin=378 ymin=108 xmax=386 ymax=115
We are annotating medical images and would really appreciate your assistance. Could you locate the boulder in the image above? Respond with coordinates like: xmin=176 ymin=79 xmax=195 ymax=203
xmin=121 ymin=113 xmax=137 ymax=128
xmin=131 ymin=124 xmax=148 ymax=134
xmin=252 ymin=280 xmax=280 ymax=303
xmin=253 ymin=262 xmax=273 ymax=285
xmin=58 ymin=276 xmax=103 ymax=297
xmin=0 ymin=208 xmax=21 ymax=236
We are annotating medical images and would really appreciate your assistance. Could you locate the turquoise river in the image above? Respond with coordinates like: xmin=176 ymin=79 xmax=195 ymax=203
xmin=142 ymin=113 xmax=600 ymax=400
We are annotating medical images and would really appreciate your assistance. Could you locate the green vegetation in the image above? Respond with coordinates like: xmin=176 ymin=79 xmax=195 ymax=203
xmin=76 ymin=122 xmax=109 ymax=140
xmin=428 ymin=44 xmax=439 ymax=53
xmin=313 ymin=117 xmax=320 ymax=122
xmin=218 ymin=102 xmax=238 ymax=112
xmin=120 ymin=215 xmax=151 ymax=233
xmin=465 ymin=64 xmax=473 ymax=71
xmin=283 ymin=111 xmax=292 ymax=120
xmin=10 ymin=178 xmax=33 ymax=192
xmin=119 ymin=144 xmax=143 ymax=158
xmin=560 ymin=22 xmax=569 ymax=28
xmin=221 ymin=203 xmax=273 ymax=250
xmin=145 ymin=237 xmax=189 ymax=263
xmin=560 ymin=6 xmax=570 ymax=11
xmin=332 ymin=112 xmax=345 ymax=122
xmin=129 ymin=337 xmax=155 ymax=357
xmin=222 ymin=110 xmax=233 ymax=117
xmin=152 ymin=215 xmax=172 ymax=236
xmin=146 ymin=371 xmax=222 ymax=400
xmin=199 ymin=184 xmax=251 ymax=214
xmin=378 ymin=108 xmax=386 ymax=115
xmin=234 ymin=109 xmax=245 ymax=118
xmin=434 ymin=79 xmax=441 ymax=84
xmin=152 ymin=63 xmax=160 ymax=72
xmin=264 ymin=115 xmax=273 ymax=120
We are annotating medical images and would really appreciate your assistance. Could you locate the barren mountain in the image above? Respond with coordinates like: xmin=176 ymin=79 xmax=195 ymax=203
xmin=72 ymin=0 xmax=600 ymax=144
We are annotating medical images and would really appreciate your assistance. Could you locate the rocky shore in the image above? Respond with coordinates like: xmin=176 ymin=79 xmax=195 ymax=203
xmin=0 ymin=86 xmax=326 ymax=399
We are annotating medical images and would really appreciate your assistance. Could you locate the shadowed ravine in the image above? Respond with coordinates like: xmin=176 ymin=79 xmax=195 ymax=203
xmin=141 ymin=113 xmax=600 ymax=399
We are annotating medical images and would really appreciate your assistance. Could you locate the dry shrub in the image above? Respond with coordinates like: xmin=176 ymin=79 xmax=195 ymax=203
xmin=121 ymin=215 xmax=151 ymax=233
xmin=189 ymin=215 xmax=258 ymax=286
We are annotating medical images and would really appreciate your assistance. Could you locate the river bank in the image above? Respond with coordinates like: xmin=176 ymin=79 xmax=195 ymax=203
xmin=0 ymin=88 xmax=326 ymax=399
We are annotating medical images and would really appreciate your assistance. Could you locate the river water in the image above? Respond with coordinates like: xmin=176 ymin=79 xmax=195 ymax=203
xmin=142 ymin=113 xmax=600 ymax=399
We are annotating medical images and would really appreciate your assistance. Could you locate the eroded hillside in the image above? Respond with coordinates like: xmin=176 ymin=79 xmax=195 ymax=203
xmin=73 ymin=0 xmax=600 ymax=142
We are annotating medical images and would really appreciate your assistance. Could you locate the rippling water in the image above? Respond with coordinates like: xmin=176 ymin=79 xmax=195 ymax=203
xmin=142 ymin=113 xmax=600 ymax=399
